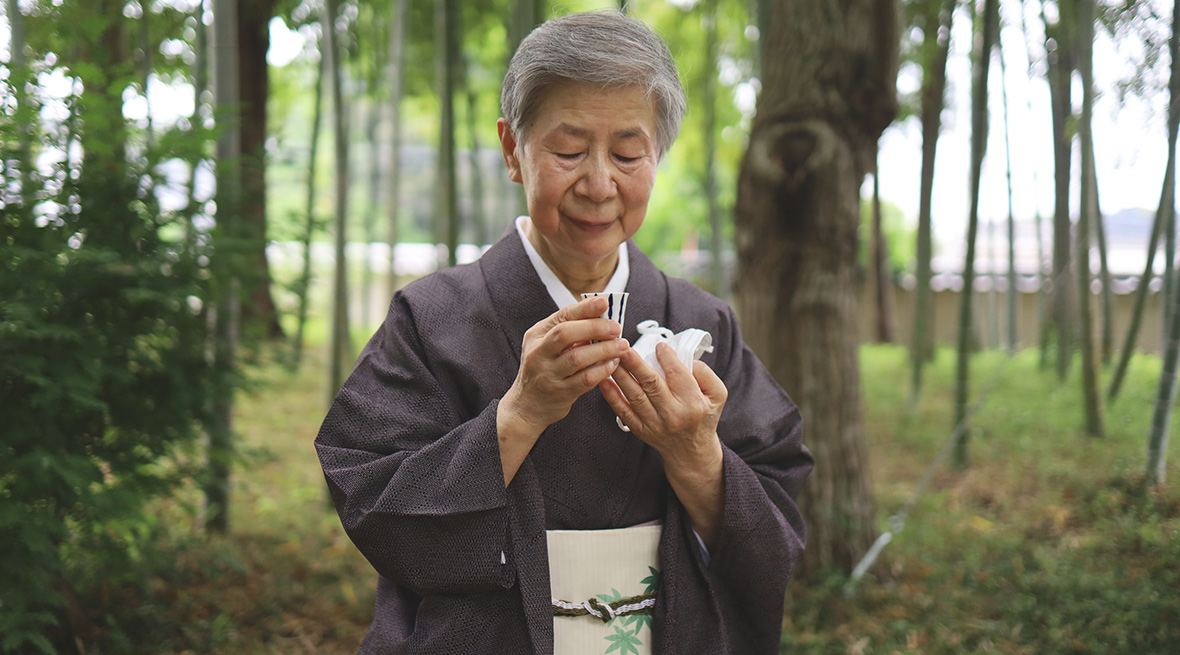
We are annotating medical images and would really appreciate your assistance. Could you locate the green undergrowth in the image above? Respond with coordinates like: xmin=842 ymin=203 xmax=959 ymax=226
xmin=782 ymin=345 xmax=1180 ymax=655
xmin=70 ymin=347 xmax=375 ymax=654
xmin=69 ymin=342 xmax=1180 ymax=654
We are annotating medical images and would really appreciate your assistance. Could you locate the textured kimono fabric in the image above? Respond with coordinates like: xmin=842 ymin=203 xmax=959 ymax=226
xmin=315 ymin=227 xmax=813 ymax=654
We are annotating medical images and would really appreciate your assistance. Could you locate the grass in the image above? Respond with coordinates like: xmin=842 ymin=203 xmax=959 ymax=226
xmin=781 ymin=345 xmax=1180 ymax=654
xmin=85 ymin=346 xmax=376 ymax=655
xmin=84 ymin=342 xmax=1179 ymax=654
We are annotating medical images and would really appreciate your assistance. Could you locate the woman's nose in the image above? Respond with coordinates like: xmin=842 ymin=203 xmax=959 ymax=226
xmin=574 ymin=153 xmax=617 ymax=203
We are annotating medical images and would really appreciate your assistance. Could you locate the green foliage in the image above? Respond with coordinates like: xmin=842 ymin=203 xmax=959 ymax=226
xmin=860 ymin=194 xmax=917 ymax=276
xmin=32 ymin=348 xmax=378 ymax=654
xmin=0 ymin=3 xmax=221 ymax=651
xmin=781 ymin=346 xmax=1180 ymax=654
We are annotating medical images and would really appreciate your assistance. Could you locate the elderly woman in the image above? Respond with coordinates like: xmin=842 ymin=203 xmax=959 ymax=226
xmin=316 ymin=11 xmax=812 ymax=655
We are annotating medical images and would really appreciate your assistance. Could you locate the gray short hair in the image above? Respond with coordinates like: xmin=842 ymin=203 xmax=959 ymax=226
xmin=501 ymin=11 xmax=687 ymax=159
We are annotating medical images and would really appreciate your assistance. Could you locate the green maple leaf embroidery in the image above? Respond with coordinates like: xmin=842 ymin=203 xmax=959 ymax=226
xmin=596 ymin=588 xmax=624 ymax=626
xmin=641 ymin=566 xmax=659 ymax=595
xmin=604 ymin=624 xmax=643 ymax=655
xmin=627 ymin=567 xmax=659 ymax=632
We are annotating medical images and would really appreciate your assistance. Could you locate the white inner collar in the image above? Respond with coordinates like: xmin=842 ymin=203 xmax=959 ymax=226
xmin=515 ymin=216 xmax=629 ymax=310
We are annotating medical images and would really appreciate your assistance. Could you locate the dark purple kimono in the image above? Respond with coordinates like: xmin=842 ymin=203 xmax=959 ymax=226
xmin=315 ymin=228 xmax=812 ymax=654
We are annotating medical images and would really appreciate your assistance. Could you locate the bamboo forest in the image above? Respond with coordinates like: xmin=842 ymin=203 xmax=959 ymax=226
xmin=1 ymin=0 xmax=1178 ymax=652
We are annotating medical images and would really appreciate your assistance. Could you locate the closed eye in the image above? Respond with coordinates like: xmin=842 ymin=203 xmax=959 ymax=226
xmin=615 ymin=154 xmax=642 ymax=164
xmin=556 ymin=152 xmax=584 ymax=160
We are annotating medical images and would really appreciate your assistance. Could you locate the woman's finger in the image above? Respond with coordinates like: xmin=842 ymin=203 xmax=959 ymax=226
xmin=556 ymin=338 xmax=630 ymax=379
xmin=599 ymin=376 xmax=640 ymax=430
xmin=532 ymin=296 xmax=606 ymax=334
xmin=610 ymin=350 xmax=648 ymax=404
xmin=574 ymin=356 xmax=622 ymax=392
xmin=543 ymin=318 xmax=622 ymax=355
xmin=692 ymin=360 xmax=728 ymax=408
xmin=654 ymin=342 xmax=697 ymax=397
xmin=622 ymin=346 xmax=669 ymax=405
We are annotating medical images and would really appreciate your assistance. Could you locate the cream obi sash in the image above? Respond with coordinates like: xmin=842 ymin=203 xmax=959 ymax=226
xmin=547 ymin=524 xmax=662 ymax=655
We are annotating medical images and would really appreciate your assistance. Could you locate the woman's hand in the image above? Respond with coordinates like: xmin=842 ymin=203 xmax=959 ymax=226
xmin=600 ymin=342 xmax=728 ymax=550
xmin=497 ymin=296 xmax=630 ymax=485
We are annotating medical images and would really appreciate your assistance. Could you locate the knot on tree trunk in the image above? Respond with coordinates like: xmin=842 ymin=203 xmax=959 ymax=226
xmin=749 ymin=120 xmax=836 ymax=191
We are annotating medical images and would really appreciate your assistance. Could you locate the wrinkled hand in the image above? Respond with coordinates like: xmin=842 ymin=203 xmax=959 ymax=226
xmin=497 ymin=296 xmax=629 ymax=484
xmin=600 ymin=342 xmax=727 ymax=467
xmin=600 ymin=342 xmax=728 ymax=547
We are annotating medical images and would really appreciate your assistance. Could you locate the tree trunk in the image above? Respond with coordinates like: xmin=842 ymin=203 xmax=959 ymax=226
xmin=1000 ymin=33 xmax=1017 ymax=354
xmin=186 ymin=0 xmax=209 ymax=252
xmin=953 ymin=0 xmax=997 ymax=469
xmin=292 ymin=48 xmax=325 ymax=371
xmin=1110 ymin=0 xmax=1180 ymax=400
xmin=733 ymin=0 xmax=898 ymax=575
xmin=1076 ymin=0 xmax=1104 ymax=437
xmin=387 ymin=0 xmax=408 ymax=294
xmin=703 ymin=0 xmax=725 ymax=298
xmin=238 ymin=0 xmax=283 ymax=339
xmin=437 ymin=0 xmax=459 ymax=267
xmin=1091 ymin=153 xmax=1113 ymax=365
xmin=911 ymin=0 xmax=954 ymax=401
xmin=755 ymin=0 xmax=770 ymax=70
xmin=208 ymin=0 xmax=241 ymax=535
xmin=1017 ymin=0 xmax=1051 ymax=367
xmin=1148 ymin=266 xmax=1180 ymax=485
xmin=508 ymin=0 xmax=539 ymax=59
xmin=325 ymin=0 xmax=352 ymax=403
xmin=1148 ymin=0 xmax=1180 ymax=481
xmin=1110 ymin=168 xmax=1172 ymax=399
xmin=871 ymin=153 xmax=896 ymax=342
xmin=1045 ymin=2 xmax=1075 ymax=380
xmin=466 ymin=69 xmax=490 ymax=246
xmin=362 ymin=98 xmax=382 ymax=330
xmin=6 ymin=0 xmax=33 ymax=204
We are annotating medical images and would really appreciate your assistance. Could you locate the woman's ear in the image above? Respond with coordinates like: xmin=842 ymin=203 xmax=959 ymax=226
xmin=497 ymin=118 xmax=523 ymax=184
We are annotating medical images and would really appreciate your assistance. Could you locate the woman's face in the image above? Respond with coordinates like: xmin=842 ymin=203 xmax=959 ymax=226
xmin=498 ymin=82 xmax=659 ymax=272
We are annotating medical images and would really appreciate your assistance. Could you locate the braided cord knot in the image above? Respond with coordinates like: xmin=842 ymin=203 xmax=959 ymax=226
xmin=551 ymin=592 xmax=656 ymax=623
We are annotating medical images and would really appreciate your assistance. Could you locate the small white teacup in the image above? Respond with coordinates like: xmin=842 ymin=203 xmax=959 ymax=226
xmin=580 ymin=291 xmax=629 ymax=333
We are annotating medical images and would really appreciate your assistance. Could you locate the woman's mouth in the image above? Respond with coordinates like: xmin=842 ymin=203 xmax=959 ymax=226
xmin=566 ymin=215 xmax=615 ymax=234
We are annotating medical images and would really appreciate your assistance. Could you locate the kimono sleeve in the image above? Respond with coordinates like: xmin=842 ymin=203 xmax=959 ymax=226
xmin=702 ymin=305 xmax=813 ymax=649
xmin=314 ymin=291 xmax=515 ymax=596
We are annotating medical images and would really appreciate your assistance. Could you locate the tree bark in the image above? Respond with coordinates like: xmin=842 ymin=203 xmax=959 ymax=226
xmin=733 ymin=0 xmax=898 ymax=575
xmin=1045 ymin=1 xmax=1076 ymax=380
xmin=1110 ymin=0 xmax=1180 ymax=400
xmin=6 ymin=0 xmax=33 ymax=204
xmin=325 ymin=0 xmax=352 ymax=403
xmin=911 ymin=0 xmax=954 ymax=400
xmin=465 ymin=64 xmax=490 ymax=247
xmin=208 ymin=0 xmax=241 ymax=535
xmin=1016 ymin=0 xmax=1051 ymax=366
xmin=1076 ymin=0 xmax=1104 ymax=437
xmin=1109 ymin=166 xmax=1172 ymax=399
xmin=185 ymin=0 xmax=209 ymax=252
xmin=387 ymin=0 xmax=408 ymax=294
xmin=1091 ymin=152 xmax=1113 ymax=365
xmin=953 ymin=0 xmax=997 ymax=468
xmin=437 ymin=0 xmax=459 ymax=267
xmin=871 ymin=153 xmax=896 ymax=342
xmin=292 ymin=47 xmax=325 ymax=371
xmin=1000 ymin=33 xmax=1017 ymax=354
xmin=362 ymin=97 xmax=383 ymax=331
xmin=1148 ymin=265 xmax=1180 ymax=485
xmin=238 ymin=0 xmax=283 ymax=339
xmin=703 ymin=0 xmax=725 ymax=298
xmin=1145 ymin=0 xmax=1180 ymax=487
